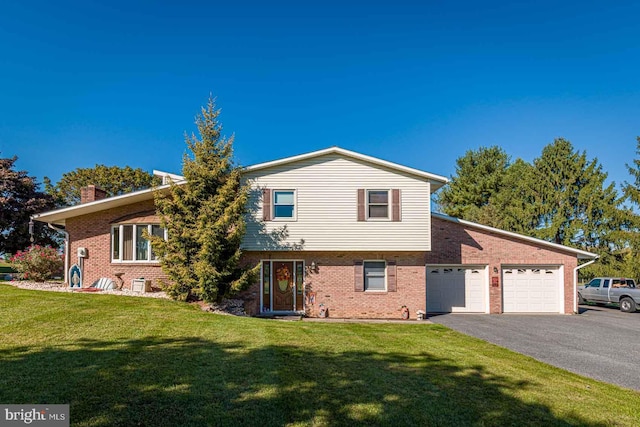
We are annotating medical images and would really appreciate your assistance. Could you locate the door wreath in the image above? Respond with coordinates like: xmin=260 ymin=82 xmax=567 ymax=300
xmin=276 ymin=265 xmax=291 ymax=292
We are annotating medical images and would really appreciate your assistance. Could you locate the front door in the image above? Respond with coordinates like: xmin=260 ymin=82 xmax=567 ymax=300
xmin=272 ymin=261 xmax=294 ymax=311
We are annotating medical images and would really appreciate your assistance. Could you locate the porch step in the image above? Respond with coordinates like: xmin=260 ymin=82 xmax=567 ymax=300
xmin=256 ymin=314 xmax=303 ymax=321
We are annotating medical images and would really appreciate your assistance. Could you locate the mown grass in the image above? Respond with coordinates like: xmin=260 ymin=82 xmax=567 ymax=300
xmin=0 ymin=283 xmax=638 ymax=427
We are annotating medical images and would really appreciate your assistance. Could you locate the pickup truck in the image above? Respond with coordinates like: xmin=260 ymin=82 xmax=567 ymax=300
xmin=577 ymin=277 xmax=639 ymax=313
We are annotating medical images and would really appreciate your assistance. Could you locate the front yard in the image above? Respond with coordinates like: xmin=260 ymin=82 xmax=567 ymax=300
xmin=0 ymin=283 xmax=638 ymax=426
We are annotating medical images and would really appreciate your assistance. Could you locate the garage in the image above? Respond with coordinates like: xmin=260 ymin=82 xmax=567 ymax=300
xmin=426 ymin=266 xmax=487 ymax=313
xmin=502 ymin=267 xmax=562 ymax=313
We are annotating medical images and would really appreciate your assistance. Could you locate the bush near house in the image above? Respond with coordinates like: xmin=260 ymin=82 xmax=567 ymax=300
xmin=9 ymin=245 xmax=63 ymax=281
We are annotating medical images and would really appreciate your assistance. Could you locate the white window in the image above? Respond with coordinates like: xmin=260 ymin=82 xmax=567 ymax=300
xmin=364 ymin=261 xmax=386 ymax=291
xmin=273 ymin=190 xmax=295 ymax=219
xmin=367 ymin=190 xmax=389 ymax=219
xmin=111 ymin=224 xmax=166 ymax=263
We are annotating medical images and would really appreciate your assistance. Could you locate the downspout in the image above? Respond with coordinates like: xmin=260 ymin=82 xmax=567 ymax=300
xmin=573 ymin=257 xmax=599 ymax=313
xmin=47 ymin=223 xmax=69 ymax=285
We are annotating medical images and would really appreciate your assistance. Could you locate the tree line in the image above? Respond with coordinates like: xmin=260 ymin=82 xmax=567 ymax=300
xmin=436 ymin=138 xmax=640 ymax=280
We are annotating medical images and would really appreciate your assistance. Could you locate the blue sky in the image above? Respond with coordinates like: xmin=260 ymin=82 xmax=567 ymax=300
xmin=1 ymin=1 xmax=638 ymax=193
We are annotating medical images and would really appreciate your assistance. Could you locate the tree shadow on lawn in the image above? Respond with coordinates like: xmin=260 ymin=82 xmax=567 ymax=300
xmin=0 ymin=337 xmax=604 ymax=427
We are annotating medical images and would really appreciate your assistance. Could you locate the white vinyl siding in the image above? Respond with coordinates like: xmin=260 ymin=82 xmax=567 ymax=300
xmin=243 ymin=154 xmax=431 ymax=251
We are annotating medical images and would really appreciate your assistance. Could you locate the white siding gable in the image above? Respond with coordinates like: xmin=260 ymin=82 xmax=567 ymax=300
xmin=243 ymin=153 xmax=431 ymax=251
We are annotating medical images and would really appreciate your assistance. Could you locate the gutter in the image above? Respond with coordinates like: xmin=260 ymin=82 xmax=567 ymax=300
xmin=47 ymin=223 xmax=70 ymax=285
xmin=573 ymin=257 xmax=599 ymax=313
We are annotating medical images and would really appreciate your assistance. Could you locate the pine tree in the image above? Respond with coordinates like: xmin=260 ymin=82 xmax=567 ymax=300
xmin=483 ymin=158 xmax=538 ymax=233
xmin=619 ymin=137 xmax=640 ymax=279
xmin=149 ymin=97 xmax=258 ymax=302
xmin=436 ymin=146 xmax=510 ymax=220
xmin=530 ymin=138 xmax=621 ymax=252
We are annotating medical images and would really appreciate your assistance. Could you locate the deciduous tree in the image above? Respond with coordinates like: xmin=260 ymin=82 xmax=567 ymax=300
xmin=45 ymin=165 xmax=155 ymax=206
xmin=0 ymin=156 xmax=58 ymax=254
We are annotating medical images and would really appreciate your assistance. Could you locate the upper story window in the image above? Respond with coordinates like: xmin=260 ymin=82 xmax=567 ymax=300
xmin=357 ymin=189 xmax=401 ymax=222
xmin=367 ymin=190 xmax=389 ymax=219
xmin=111 ymin=224 xmax=166 ymax=263
xmin=273 ymin=190 xmax=295 ymax=219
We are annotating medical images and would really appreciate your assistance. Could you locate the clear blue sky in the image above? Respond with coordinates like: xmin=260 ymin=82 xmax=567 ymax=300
xmin=1 ymin=1 xmax=638 ymax=193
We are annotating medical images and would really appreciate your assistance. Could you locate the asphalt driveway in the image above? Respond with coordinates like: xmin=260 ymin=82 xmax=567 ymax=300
xmin=430 ymin=306 xmax=640 ymax=391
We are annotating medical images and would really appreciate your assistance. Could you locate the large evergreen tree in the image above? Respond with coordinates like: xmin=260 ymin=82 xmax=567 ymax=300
xmin=436 ymin=146 xmax=510 ymax=221
xmin=529 ymin=138 xmax=620 ymax=252
xmin=149 ymin=97 xmax=257 ymax=302
xmin=618 ymin=136 xmax=640 ymax=279
xmin=45 ymin=165 xmax=155 ymax=206
xmin=0 ymin=155 xmax=58 ymax=254
xmin=479 ymin=158 xmax=538 ymax=232
xmin=439 ymin=139 xmax=624 ymax=279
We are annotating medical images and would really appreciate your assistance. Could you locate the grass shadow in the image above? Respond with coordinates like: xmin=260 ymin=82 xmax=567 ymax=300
xmin=0 ymin=336 xmax=608 ymax=426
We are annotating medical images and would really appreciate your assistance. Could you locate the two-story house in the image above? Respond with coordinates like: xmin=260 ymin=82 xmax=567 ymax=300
xmin=32 ymin=147 xmax=597 ymax=318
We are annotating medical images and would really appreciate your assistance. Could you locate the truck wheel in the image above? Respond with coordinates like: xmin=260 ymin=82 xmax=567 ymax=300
xmin=578 ymin=293 xmax=585 ymax=305
xmin=620 ymin=297 xmax=637 ymax=313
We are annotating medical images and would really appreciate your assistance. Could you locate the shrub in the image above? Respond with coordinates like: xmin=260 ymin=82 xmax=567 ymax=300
xmin=10 ymin=245 xmax=63 ymax=282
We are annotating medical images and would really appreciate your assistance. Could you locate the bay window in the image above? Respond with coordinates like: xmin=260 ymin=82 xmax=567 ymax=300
xmin=111 ymin=224 xmax=166 ymax=262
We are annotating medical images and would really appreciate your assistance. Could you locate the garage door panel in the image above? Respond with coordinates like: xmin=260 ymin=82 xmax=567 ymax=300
xmin=502 ymin=267 xmax=560 ymax=313
xmin=427 ymin=267 xmax=486 ymax=313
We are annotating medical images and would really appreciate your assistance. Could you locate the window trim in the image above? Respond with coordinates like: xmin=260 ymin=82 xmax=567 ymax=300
xmin=272 ymin=189 xmax=297 ymax=221
xmin=366 ymin=189 xmax=390 ymax=221
xmin=363 ymin=260 xmax=387 ymax=292
xmin=111 ymin=224 xmax=166 ymax=263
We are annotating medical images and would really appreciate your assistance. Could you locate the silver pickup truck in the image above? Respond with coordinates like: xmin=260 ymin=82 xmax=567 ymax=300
xmin=577 ymin=277 xmax=639 ymax=313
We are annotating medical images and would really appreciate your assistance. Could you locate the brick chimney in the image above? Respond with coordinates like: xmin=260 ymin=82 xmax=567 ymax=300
xmin=80 ymin=185 xmax=108 ymax=204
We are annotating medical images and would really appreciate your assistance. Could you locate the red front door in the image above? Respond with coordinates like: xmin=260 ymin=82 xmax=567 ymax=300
xmin=272 ymin=261 xmax=294 ymax=311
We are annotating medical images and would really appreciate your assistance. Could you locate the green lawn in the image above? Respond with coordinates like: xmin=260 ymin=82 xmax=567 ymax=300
xmin=0 ymin=284 xmax=638 ymax=427
xmin=0 ymin=260 xmax=14 ymax=274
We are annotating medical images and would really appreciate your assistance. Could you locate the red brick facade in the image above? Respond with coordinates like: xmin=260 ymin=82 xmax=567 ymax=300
xmin=241 ymin=251 xmax=427 ymax=319
xmin=65 ymin=200 xmax=168 ymax=290
xmin=241 ymin=218 xmax=580 ymax=318
xmin=63 ymin=202 xmax=581 ymax=318
xmin=427 ymin=217 xmax=578 ymax=314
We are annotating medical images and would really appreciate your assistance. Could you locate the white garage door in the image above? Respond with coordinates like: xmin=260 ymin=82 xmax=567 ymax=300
xmin=427 ymin=267 xmax=487 ymax=313
xmin=502 ymin=267 xmax=561 ymax=313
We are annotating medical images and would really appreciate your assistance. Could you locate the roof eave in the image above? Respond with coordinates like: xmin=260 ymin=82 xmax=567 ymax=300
xmin=30 ymin=184 xmax=176 ymax=226
xmin=244 ymin=146 xmax=449 ymax=190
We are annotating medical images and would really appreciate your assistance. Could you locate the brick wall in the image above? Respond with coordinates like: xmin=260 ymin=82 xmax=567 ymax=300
xmin=242 ymin=219 xmax=581 ymax=318
xmin=241 ymin=251 xmax=426 ymax=319
xmin=65 ymin=200 xmax=168 ymax=290
xmin=427 ymin=217 xmax=579 ymax=314
xmin=64 ymin=200 xmax=581 ymax=316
